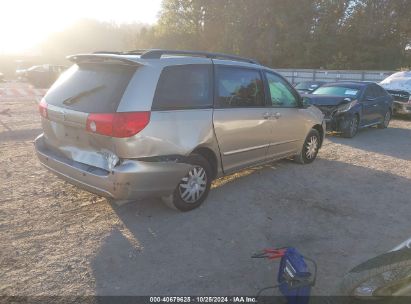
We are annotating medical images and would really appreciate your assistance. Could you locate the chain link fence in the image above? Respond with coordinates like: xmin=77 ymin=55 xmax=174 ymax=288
xmin=275 ymin=69 xmax=395 ymax=85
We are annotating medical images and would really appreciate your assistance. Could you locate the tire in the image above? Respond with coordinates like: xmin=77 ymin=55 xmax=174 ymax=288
xmin=378 ymin=110 xmax=391 ymax=129
xmin=342 ymin=114 xmax=359 ymax=138
xmin=294 ymin=129 xmax=321 ymax=164
xmin=163 ymin=154 xmax=212 ymax=212
xmin=340 ymin=249 xmax=411 ymax=298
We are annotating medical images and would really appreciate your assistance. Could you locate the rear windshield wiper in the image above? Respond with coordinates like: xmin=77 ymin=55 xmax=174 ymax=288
xmin=62 ymin=85 xmax=105 ymax=105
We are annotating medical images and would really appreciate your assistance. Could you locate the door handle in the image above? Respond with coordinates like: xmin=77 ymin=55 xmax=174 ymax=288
xmin=263 ymin=112 xmax=271 ymax=119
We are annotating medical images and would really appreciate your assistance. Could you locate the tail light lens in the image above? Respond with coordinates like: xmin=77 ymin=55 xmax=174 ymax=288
xmin=39 ymin=98 xmax=48 ymax=119
xmin=86 ymin=112 xmax=150 ymax=138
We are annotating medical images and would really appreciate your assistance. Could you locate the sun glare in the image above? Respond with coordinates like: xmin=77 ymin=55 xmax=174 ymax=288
xmin=0 ymin=0 xmax=162 ymax=54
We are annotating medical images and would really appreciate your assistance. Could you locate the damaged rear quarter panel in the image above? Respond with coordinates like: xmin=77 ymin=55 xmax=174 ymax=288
xmin=111 ymin=109 xmax=221 ymax=160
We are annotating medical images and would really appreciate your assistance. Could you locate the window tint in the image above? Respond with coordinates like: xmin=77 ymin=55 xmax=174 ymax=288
xmin=364 ymin=85 xmax=378 ymax=98
xmin=373 ymin=85 xmax=387 ymax=97
xmin=265 ymin=72 xmax=299 ymax=107
xmin=217 ymin=66 xmax=264 ymax=107
xmin=46 ymin=63 xmax=136 ymax=113
xmin=152 ymin=64 xmax=212 ymax=110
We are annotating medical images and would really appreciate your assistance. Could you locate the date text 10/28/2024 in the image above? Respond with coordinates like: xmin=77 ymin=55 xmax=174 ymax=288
xmin=150 ymin=297 xmax=257 ymax=303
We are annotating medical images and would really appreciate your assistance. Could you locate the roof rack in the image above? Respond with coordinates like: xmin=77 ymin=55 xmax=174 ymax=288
xmin=139 ymin=49 xmax=260 ymax=64
xmin=93 ymin=50 xmax=149 ymax=55
xmin=93 ymin=51 xmax=123 ymax=55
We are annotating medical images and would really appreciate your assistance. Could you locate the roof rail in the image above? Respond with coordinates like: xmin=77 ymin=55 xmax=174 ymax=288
xmin=140 ymin=49 xmax=260 ymax=64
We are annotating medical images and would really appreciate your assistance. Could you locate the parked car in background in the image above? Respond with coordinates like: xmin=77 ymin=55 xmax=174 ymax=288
xmin=304 ymin=81 xmax=393 ymax=138
xmin=18 ymin=64 xmax=67 ymax=88
xmin=35 ymin=50 xmax=325 ymax=211
xmin=379 ymin=71 xmax=411 ymax=116
xmin=294 ymin=81 xmax=326 ymax=94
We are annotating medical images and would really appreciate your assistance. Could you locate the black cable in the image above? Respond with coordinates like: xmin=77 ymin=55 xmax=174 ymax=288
xmin=302 ymin=256 xmax=318 ymax=286
xmin=256 ymin=284 xmax=281 ymax=297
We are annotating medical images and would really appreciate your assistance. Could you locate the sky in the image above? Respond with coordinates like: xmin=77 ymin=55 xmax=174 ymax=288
xmin=0 ymin=0 xmax=162 ymax=54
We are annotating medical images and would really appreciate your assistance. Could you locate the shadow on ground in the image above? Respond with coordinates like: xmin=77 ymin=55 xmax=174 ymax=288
xmin=0 ymin=128 xmax=42 ymax=142
xmin=91 ymin=158 xmax=411 ymax=296
xmin=327 ymin=123 xmax=411 ymax=161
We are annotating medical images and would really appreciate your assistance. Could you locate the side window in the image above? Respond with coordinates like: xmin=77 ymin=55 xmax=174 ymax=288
xmin=216 ymin=66 xmax=264 ymax=108
xmin=152 ymin=64 xmax=212 ymax=110
xmin=265 ymin=72 xmax=299 ymax=107
xmin=364 ymin=85 xmax=378 ymax=99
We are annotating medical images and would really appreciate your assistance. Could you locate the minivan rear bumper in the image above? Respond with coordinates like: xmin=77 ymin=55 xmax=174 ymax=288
xmin=34 ymin=134 xmax=192 ymax=200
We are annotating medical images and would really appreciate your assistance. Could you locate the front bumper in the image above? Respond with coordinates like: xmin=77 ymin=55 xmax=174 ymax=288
xmin=393 ymin=101 xmax=411 ymax=115
xmin=323 ymin=112 xmax=354 ymax=132
xmin=34 ymin=134 xmax=192 ymax=200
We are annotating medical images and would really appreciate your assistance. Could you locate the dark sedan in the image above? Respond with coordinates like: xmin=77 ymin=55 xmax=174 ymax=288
xmin=304 ymin=81 xmax=393 ymax=137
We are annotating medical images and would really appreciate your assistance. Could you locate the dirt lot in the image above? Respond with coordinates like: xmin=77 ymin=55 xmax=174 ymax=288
xmin=1 ymin=83 xmax=410 ymax=296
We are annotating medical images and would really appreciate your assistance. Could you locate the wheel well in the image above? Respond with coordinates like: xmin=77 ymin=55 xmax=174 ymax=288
xmin=192 ymin=147 xmax=218 ymax=179
xmin=312 ymin=124 xmax=324 ymax=147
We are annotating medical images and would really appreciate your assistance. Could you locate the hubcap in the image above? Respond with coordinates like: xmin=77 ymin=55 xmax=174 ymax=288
xmin=353 ymin=267 xmax=411 ymax=297
xmin=178 ymin=166 xmax=207 ymax=203
xmin=305 ymin=136 xmax=318 ymax=159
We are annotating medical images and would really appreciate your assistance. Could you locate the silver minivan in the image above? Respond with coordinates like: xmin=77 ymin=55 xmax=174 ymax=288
xmin=35 ymin=50 xmax=325 ymax=211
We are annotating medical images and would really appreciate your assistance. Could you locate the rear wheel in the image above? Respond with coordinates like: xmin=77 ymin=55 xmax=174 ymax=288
xmin=378 ymin=110 xmax=391 ymax=129
xmin=294 ymin=129 xmax=320 ymax=164
xmin=163 ymin=154 xmax=212 ymax=211
xmin=342 ymin=114 xmax=359 ymax=138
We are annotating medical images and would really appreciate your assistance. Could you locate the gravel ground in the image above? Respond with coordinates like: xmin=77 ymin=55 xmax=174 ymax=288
xmin=1 ymin=83 xmax=410 ymax=296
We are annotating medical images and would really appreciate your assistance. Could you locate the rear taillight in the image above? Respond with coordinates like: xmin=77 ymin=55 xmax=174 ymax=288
xmin=39 ymin=98 xmax=48 ymax=119
xmin=86 ymin=112 xmax=150 ymax=138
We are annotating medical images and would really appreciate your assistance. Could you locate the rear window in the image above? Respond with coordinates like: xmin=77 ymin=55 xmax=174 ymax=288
xmin=152 ymin=64 xmax=212 ymax=110
xmin=373 ymin=85 xmax=388 ymax=97
xmin=45 ymin=63 xmax=136 ymax=113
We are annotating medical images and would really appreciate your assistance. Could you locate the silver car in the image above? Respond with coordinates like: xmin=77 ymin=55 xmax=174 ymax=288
xmin=35 ymin=50 xmax=325 ymax=211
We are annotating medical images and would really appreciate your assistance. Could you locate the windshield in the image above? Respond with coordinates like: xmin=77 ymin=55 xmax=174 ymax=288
xmin=312 ymin=86 xmax=359 ymax=97
xmin=45 ymin=63 xmax=136 ymax=113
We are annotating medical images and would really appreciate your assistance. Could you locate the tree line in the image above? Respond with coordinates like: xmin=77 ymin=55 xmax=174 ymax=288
xmin=2 ymin=0 xmax=410 ymax=75
xmin=136 ymin=0 xmax=410 ymax=69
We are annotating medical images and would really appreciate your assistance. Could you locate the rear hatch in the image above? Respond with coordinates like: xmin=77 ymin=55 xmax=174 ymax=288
xmin=40 ymin=56 xmax=142 ymax=171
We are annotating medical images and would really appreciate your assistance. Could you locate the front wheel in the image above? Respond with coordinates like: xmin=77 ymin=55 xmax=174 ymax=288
xmin=162 ymin=154 xmax=212 ymax=212
xmin=294 ymin=129 xmax=321 ymax=164
xmin=342 ymin=114 xmax=359 ymax=138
